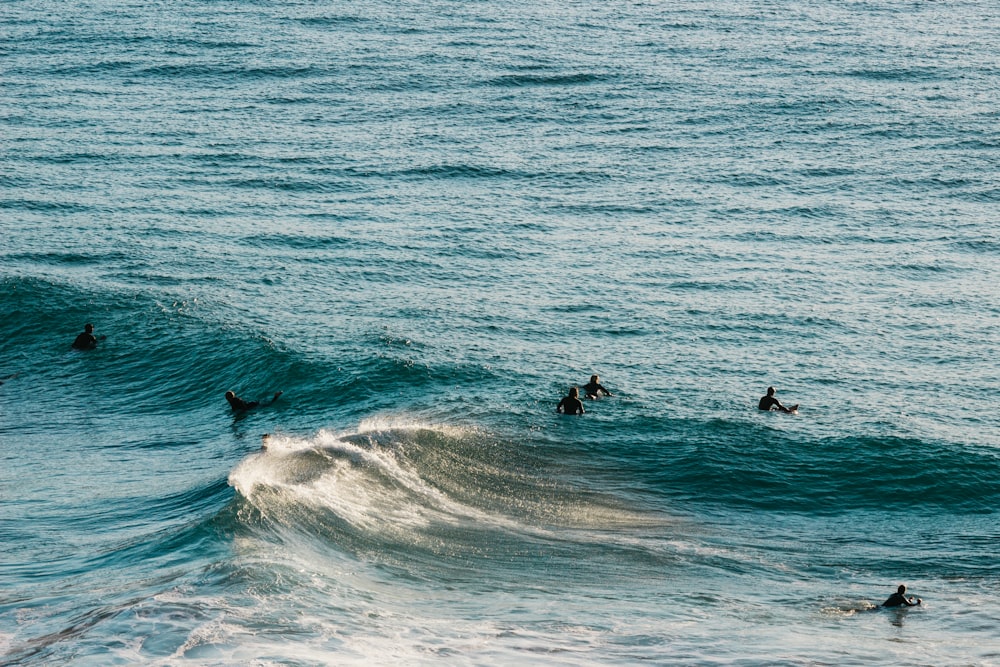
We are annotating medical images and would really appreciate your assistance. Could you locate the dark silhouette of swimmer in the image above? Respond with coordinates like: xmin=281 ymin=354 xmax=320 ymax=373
xmin=71 ymin=323 xmax=99 ymax=350
xmin=882 ymin=584 xmax=921 ymax=607
xmin=582 ymin=375 xmax=613 ymax=400
xmin=758 ymin=386 xmax=797 ymax=413
xmin=556 ymin=387 xmax=585 ymax=415
xmin=226 ymin=390 xmax=282 ymax=412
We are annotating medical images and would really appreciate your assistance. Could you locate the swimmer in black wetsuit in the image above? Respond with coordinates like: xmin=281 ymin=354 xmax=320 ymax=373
xmin=758 ymin=386 xmax=796 ymax=413
xmin=226 ymin=390 xmax=283 ymax=412
xmin=582 ymin=375 xmax=613 ymax=400
xmin=882 ymin=584 xmax=921 ymax=607
xmin=71 ymin=323 xmax=98 ymax=350
xmin=556 ymin=387 xmax=585 ymax=415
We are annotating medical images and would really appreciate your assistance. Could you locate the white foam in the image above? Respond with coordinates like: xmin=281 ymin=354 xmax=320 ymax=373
xmin=228 ymin=420 xmax=680 ymax=553
xmin=355 ymin=415 xmax=475 ymax=439
xmin=229 ymin=424 xmax=514 ymax=539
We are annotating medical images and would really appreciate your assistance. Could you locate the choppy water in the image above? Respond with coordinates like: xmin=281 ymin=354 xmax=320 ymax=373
xmin=2 ymin=0 xmax=999 ymax=664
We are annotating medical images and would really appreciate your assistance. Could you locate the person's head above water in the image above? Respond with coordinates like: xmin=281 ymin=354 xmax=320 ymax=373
xmin=590 ymin=375 xmax=600 ymax=384
xmin=766 ymin=386 xmax=776 ymax=396
xmin=897 ymin=584 xmax=906 ymax=594
xmin=225 ymin=391 xmax=235 ymax=399
xmin=569 ymin=386 xmax=579 ymax=398
xmin=84 ymin=323 xmax=94 ymax=333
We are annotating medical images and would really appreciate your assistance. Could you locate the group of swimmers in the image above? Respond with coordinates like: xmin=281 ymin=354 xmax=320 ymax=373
xmin=556 ymin=375 xmax=613 ymax=414
xmin=73 ymin=325 xmax=796 ymax=418
xmin=71 ymin=324 xmax=280 ymax=410
xmin=71 ymin=324 xmax=923 ymax=608
xmin=557 ymin=376 xmax=799 ymax=416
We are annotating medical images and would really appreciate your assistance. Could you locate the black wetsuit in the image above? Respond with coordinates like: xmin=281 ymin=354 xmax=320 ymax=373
xmin=71 ymin=332 xmax=97 ymax=350
xmin=758 ymin=395 xmax=782 ymax=411
xmin=882 ymin=593 xmax=919 ymax=608
xmin=557 ymin=396 xmax=584 ymax=415
xmin=227 ymin=395 xmax=259 ymax=411
xmin=583 ymin=382 xmax=611 ymax=398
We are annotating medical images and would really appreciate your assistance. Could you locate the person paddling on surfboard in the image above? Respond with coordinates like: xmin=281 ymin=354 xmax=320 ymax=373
xmin=556 ymin=386 xmax=585 ymax=415
xmin=882 ymin=584 xmax=921 ymax=607
xmin=582 ymin=374 xmax=613 ymax=400
xmin=758 ymin=386 xmax=797 ymax=413
xmin=226 ymin=390 xmax=282 ymax=412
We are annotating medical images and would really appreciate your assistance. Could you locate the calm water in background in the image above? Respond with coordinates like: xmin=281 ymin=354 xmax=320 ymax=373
xmin=2 ymin=0 xmax=999 ymax=664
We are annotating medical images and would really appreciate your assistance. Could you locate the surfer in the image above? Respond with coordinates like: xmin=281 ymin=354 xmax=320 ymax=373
xmin=71 ymin=323 xmax=99 ymax=350
xmin=882 ymin=584 xmax=921 ymax=607
xmin=582 ymin=374 xmax=613 ymax=399
xmin=226 ymin=390 xmax=282 ymax=412
xmin=556 ymin=386 xmax=585 ymax=415
xmin=758 ymin=386 xmax=797 ymax=413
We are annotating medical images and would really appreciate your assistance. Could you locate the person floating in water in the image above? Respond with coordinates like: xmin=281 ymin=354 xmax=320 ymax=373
xmin=556 ymin=386 xmax=585 ymax=415
xmin=71 ymin=323 xmax=99 ymax=350
xmin=882 ymin=584 xmax=921 ymax=608
xmin=758 ymin=386 xmax=797 ymax=413
xmin=582 ymin=374 xmax=613 ymax=400
xmin=226 ymin=390 xmax=283 ymax=412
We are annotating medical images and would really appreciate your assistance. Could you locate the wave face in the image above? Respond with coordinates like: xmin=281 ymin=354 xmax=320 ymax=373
xmin=3 ymin=0 xmax=1000 ymax=664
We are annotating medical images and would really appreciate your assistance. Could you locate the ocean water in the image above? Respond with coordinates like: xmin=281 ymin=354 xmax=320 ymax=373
xmin=2 ymin=0 xmax=999 ymax=664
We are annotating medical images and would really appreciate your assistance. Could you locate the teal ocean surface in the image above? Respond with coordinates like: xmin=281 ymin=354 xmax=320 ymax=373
xmin=2 ymin=0 xmax=999 ymax=664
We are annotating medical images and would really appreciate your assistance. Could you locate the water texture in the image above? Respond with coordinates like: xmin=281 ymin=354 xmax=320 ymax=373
xmin=2 ymin=0 xmax=999 ymax=664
